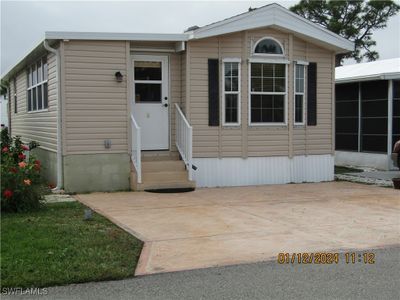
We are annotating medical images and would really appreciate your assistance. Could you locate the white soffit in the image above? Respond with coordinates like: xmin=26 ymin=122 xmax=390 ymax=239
xmin=336 ymin=58 xmax=400 ymax=83
xmin=189 ymin=3 xmax=354 ymax=53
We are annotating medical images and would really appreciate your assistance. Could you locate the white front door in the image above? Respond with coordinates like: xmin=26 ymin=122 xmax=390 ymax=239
xmin=132 ymin=55 xmax=169 ymax=150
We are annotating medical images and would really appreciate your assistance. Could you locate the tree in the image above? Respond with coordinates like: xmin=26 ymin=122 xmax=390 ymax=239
xmin=0 ymin=80 xmax=8 ymax=96
xmin=290 ymin=0 xmax=400 ymax=66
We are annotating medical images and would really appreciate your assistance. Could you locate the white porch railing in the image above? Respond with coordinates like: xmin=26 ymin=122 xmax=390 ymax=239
xmin=130 ymin=114 xmax=142 ymax=183
xmin=175 ymin=103 xmax=193 ymax=181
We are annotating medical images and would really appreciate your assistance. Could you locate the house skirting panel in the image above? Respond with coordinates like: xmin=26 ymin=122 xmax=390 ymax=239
xmin=31 ymin=147 xmax=57 ymax=186
xmin=335 ymin=151 xmax=393 ymax=171
xmin=192 ymin=155 xmax=334 ymax=188
xmin=63 ymin=153 xmax=130 ymax=193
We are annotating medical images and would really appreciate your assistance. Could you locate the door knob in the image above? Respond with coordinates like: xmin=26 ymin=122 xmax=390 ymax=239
xmin=164 ymin=103 xmax=168 ymax=107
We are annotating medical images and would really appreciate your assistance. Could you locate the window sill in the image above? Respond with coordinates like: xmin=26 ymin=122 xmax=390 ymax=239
xmin=27 ymin=109 xmax=49 ymax=114
xmin=222 ymin=123 xmax=241 ymax=127
xmin=249 ymin=123 xmax=287 ymax=127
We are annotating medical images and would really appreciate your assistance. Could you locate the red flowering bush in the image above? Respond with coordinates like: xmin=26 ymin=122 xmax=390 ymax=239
xmin=1 ymin=128 xmax=44 ymax=212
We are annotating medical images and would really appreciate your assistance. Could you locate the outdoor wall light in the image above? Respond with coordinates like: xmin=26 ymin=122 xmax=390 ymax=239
xmin=115 ymin=71 xmax=123 ymax=82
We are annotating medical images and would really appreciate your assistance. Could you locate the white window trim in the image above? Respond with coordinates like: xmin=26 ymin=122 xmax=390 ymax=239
xmin=222 ymin=57 xmax=241 ymax=63
xmin=248 ymin=57 xmax=290 ymax=64
xmin=252 ymin=36 xmax=285 ymax=57
xmin=13 ymin=78 xmax=17 ymax=114
xmin=27 ymin=109 xmax=49 ymax=114
xmin=222 ymin=59 xmax=241 ymax=126
xmin=248 ymin=62 xmax=288 ymax=126
xmin=295 ymin=60 xmax=309 ymax=66
xmin=294 ymin=64 xmax=306 ymax=126
xmin=27 ymin=57 xmax=48 ymax=113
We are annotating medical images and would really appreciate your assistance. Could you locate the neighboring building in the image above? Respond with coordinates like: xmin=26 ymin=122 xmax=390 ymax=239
xmin=335 ymin=58 xmax=400 ymax=170
xmin=1 ymin=3 xmax=353 ymax=192
xmin=0 ymin=94 xmax=9 ymax=127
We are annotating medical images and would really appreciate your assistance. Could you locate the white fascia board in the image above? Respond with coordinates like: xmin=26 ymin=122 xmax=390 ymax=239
xmin=336 ymin=72 xmax=400 ymax=84
xmin=276 ymin=6 xmax=353 ymax=52
xmin=190 ymin=4 xmax=354 ymax=53
xmin=45 ymin=31 xmax=189 ymax=42
xmin=273 ymin=15 xmax=353 ymax=53
xmin=191 ymin=10 xmax=275 ymax=39
xmin=1 ymin=39 xmax=45 ymax=81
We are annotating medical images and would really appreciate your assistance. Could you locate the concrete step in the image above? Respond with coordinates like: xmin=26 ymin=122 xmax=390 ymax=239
xmin=130 ymin=152 xmax=195 ymax=191
xmin=136 ymin=179 xmax=196 ymax=191
xmin=141 ymin=151 xmax=179 ymax=162
xmin=142 ymin=160 xmax=186 ymax=172
xmin=142 ymin=170 xmax=188 ymax=182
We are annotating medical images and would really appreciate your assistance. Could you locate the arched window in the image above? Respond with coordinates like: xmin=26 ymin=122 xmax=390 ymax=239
xmin=253 ymin=37 xmax=284 ymax=55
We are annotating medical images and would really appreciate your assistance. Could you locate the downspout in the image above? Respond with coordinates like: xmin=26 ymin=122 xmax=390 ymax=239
xmin=43 ymin=40 xmax=63 ymax=190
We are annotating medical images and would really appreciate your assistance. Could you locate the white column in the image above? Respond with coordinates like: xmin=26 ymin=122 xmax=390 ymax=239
xmin=387 ymin=80 xmax=393 ymax=169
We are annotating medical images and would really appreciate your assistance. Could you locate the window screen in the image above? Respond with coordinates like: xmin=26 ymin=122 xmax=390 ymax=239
xmin=393 ymin=80 xmax=400 ymax=150
xmin=360 ymin=80 xmax=388 ymax=153
xmin=27 ymin=57 xmax=48 ymax=112
xmin=335 ymin=83 xmax=359 ymax=151
xmin=223 ymin=61 xmax=240 ymax=125
xmin=250 ymin=63 xmax=286 ymax=124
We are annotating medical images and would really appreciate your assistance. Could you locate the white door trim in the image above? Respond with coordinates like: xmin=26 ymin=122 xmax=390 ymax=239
xmin=132 ymin=55 xmax=170 ymax=150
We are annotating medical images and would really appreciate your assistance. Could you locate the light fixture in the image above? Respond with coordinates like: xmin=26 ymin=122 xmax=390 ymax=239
xmin=115 ymin=71 xmax=123 ymax=82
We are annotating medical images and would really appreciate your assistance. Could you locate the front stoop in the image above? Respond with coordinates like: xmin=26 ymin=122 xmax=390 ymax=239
xmin=130 ymin=152 xmax=195 ymax=191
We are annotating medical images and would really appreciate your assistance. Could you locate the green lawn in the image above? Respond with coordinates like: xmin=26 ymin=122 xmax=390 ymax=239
xmin=334 ymin=165 xmax=363 ymax=174
xmin=1 ymin=201 xmax=143 ymax=288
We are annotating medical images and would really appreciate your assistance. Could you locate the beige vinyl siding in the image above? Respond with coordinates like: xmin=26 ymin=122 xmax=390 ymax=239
xmin=181 ymin=51 xmax=187 ymax=114
xmin=220 ymin=33 xmax=244 ymax=157
xmin=10 ymin=52 xmax=58 ymax=152
xmin=64 ymin=40 xmax=183 ymax=155
xmin=187 ymin=27 xmax=335 ymax=158
xmin=63 ymin=40 xmax=128 ymax=155
xmin=292 ymin=43 xmax=334 ymax=155
xmin=130 ymin=41 xmax=177 ymax=51
xmin=189 ymin=37 xmax=219 ymax=157
xmin=169 ymin=52 xmax=182 ymax=152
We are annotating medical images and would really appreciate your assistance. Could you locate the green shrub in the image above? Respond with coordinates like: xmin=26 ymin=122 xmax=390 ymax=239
xmin=1 ymin=128 xmax=44 ymax=212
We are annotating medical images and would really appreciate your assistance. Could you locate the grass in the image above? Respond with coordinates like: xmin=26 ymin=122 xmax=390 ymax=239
xmin=334 ymin=165 xmax=363 ymax=174
xmin=1 ymin=201 xmax=143 ymax=288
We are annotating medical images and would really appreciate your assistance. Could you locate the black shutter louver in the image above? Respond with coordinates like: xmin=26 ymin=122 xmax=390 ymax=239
xmin=208 ymin=59 xmax=219 ymax=126
xmin=307 ymin=62 xmax=317 ymax=126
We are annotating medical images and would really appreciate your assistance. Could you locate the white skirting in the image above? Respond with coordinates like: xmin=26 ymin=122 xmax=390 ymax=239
xmin=192 ymin=154 xmax=334 ymax=188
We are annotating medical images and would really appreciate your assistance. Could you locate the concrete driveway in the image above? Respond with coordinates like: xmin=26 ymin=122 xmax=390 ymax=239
xmin=76 ymin=182 xmax=400 ymax=275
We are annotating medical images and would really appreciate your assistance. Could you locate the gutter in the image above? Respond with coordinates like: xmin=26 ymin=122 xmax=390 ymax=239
xmin=43 ymin=40 xmax=63 ymax=191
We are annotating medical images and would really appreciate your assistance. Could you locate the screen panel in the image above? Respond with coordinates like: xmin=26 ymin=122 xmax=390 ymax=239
xmin=360 ymin=80 xmax=388 ymax=153
xmin=393 ymin=80 xmax=400 ymax=150
xmin=335 ymin=83 xmax=359 ymax=151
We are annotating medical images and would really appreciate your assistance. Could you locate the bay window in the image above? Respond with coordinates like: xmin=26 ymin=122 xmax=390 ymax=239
xmin=223 ymin=60 xmax=241 ymax=125
xmin=27 ymin=57 xmax=48 ymax=112
xmin=250 ymin=63 xmax=286 ymax=124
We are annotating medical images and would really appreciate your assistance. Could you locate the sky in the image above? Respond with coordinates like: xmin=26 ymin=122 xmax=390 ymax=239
xmin=1 ymin=0 xmax=399 ymax=75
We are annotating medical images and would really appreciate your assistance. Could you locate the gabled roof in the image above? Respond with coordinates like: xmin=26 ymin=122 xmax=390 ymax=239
xmin=2 ymin=3 xmax=354 ymax=81
xmin=336 ymin=58 xmax=400 ymax=83
xmin=188 ymin=3 xmax=354 ymax=53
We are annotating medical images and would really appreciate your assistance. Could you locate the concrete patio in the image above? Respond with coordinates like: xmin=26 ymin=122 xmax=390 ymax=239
xmin=76 ymin=182 xmax=400 ymax=275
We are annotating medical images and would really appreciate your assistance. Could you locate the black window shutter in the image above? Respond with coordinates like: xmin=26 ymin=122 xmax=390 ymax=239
xmin=307 ymin=62 xmax=317 ymax=126
xmin=208 ymin=59 xmax=219 ymax=126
